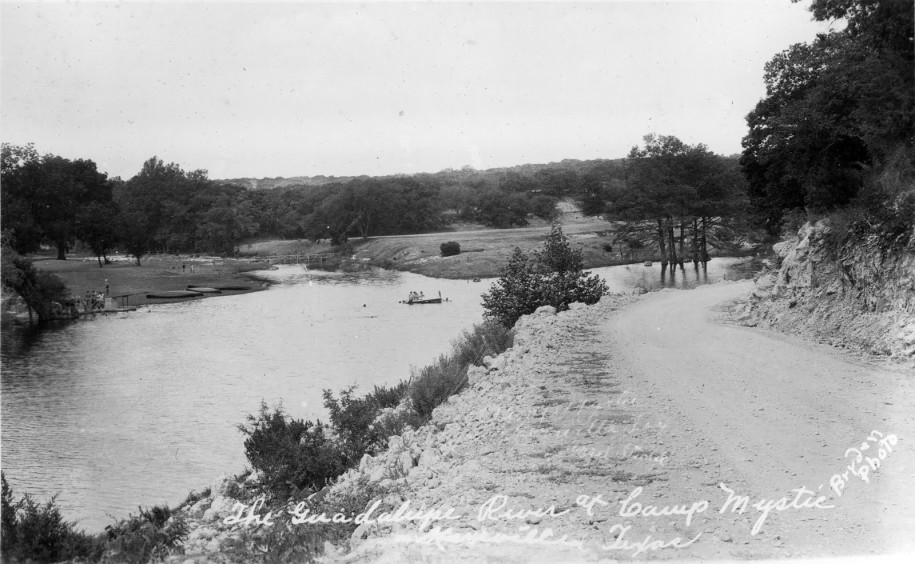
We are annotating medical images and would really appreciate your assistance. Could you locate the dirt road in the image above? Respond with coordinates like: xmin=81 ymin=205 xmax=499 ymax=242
xmin=212 ymin=281 xmax=913 ymax=563
xmin=603 ymin=281 xmax=915 ymax=557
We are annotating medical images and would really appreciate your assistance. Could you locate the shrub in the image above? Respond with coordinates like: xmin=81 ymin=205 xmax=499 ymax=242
xmin=1 ymin=473 xmax=106 ymax=563
xmin=409 ymin=355 xmax=468 ymax=419
xmin=530 ymin=195 xmax=559 ymax=220
xmin=482 ymin=224 xmax=608 ymax=327
xmin=440 ymin=241 xmax=461 ymax=257
xmin=451 ymin=321 xmax=515 ymax=368
xmin=238 ymin=402 xmax=346 ymax=499
xmin=410 ymin=322 xmax=514 ymax=419
xmin=323 ymin=383 xmax=409 ymax=464
xmin=104 ymin=505 xmax=188 ymax=564
xmin=625 ymin=238 xmax=643 ymax=250
xmin=602 ymin=243 xmax=613 ymax=253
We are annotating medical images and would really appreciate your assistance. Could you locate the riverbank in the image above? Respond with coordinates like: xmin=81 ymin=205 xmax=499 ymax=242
xmin=29 ymin=254 xmax=274 ymax=308
xmin=164 ymin=280 xmax=914 ymax=562
xmin=239 ymin=217 xmax=759 ymax=280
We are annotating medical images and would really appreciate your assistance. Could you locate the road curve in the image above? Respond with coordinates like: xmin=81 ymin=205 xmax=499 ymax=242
xmin=601 ymin=281 xmax=915 ymax=557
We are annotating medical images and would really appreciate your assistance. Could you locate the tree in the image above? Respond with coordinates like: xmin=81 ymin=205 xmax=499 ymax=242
xmin=116 ymin=209 xmax=153 ymax=266
xmin=196 ymin=191 xmax=260 ymax=256
xmin=482 ymin=224 xmax=608 ymax=327
xmin=741 ymin=0 xmax=914 ymax=234
xmin=1 ymin=145 xmax=111 ymax=259
xmin=578 ymin=173 xmax=607 ymax=216
xmin=1 ymin=144 xmax=43 ymax=254
xmin=610 ymin=135 xmax=746 ymax=270
xmin=75 ymin=202 xmax=119 ymax=267
xmin=1 ymin=231 xmax=70 ymax=323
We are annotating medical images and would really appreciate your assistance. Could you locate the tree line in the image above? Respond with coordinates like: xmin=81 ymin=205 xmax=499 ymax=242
xmin=0 ymin=147 xmax=631 ymax=264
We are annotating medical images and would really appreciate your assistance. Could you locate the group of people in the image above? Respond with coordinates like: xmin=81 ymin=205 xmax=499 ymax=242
xmin=408 ymin=291 xmax=425 ymax=302
xmin=81 ymin=279 xmax=110 ymax=311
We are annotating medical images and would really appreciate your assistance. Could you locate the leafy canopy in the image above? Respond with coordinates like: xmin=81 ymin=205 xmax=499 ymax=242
xmin=741 ymin=0 xmax=914 ymax=234
xmin=482 ymin=224 xmax=608 ymax=327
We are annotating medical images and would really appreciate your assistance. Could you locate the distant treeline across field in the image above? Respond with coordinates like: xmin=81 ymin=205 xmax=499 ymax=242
xmin=1 ymin=142 xmax=750 ymax=268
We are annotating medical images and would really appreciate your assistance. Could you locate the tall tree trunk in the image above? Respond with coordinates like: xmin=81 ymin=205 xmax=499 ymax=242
xmin=666 ymin=217 xmax=678 ymax=268
xmin=56 ymin=243 xmax=66 ymax=260
xmin=678 ymin=219 xmax=687 ymax=270
xmin=656 ymin=218 xmax=667 ymax=269
xmin=700 ymin=217 xmax=710 ymax=266
xmin=691 ymin=218 xmax=700 ymax=270
xmin=97 ymin=253 xmax=103 ymax=268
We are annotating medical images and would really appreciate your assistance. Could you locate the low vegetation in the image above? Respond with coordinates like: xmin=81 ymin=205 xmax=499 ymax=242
xmin=1 ymin=474 xmax=186 ymax=564
xmin=482 ymin=224 xmax=609 ymax=327
xmin=224 ymin=320 xmax=513 ymax=560
xmin=439 ymin=241 xmax=461 ymax=257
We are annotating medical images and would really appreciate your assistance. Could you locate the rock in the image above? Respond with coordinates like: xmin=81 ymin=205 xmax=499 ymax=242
xmin=359 ymin=453 xmax=373 ymax=471
xmin=210 ymin=475 xmax=234 ymax=498
xmin=467 ymin=365 xmax=487 ymax=384
xmin=187 ymin=498 xmax=211 ymax=518
xmin=369 ymin=466 xmax=386 ymax=482
xmin=534 ymin=305 xmax=556 ymax=316
xmin=398 ymin=451 xmax=414 ymax=472
xmin=202 ymin=495 xmax=236 ymax=522
xmin=388 ymin=435 xmax=404 ymax=451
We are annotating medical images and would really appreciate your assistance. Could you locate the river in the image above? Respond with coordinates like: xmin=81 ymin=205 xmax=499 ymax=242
xmin=0 ymin=257 xmax=757 ymax=531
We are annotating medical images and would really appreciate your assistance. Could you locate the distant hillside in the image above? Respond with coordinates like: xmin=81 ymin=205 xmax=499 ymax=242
xmin=216 ymin=158 xmax=627 ymax=189
xmin=216 ymin=175 xmax=358 ymax=190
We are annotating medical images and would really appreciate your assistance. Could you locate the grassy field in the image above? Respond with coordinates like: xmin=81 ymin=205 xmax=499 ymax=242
xmin=32 ymin=254 xmax=273 ymax=307
xmin=237 ymin=210 xmax=650 ymax=279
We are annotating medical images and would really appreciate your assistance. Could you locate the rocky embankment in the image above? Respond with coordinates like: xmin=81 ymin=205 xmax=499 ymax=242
xmin=165 ymin=273 xmax=915 ymax=563
xmin=733 ymin=221 xmax=915 ymax=365
xmin=165 ymin=290 xmax=796 ymax=563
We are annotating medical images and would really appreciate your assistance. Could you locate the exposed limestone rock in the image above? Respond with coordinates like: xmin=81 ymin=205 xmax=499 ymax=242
xmin=738 ymin=220 xmax=915 ymax=364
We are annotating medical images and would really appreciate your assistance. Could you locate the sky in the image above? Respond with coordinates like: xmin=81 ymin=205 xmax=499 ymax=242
xmin=1 ymin=1 xmax=832 ymax=181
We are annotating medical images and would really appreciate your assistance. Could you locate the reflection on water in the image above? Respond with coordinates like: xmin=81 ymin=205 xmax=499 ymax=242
xmin=1 ymin=258 xmax=758 ymax=531
xmin=590 ymin=256 xmax=761 ymax=293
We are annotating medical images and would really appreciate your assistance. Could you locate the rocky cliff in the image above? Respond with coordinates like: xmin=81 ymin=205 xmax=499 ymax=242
xmin=733 ymin=220 xmax=915 ymax=364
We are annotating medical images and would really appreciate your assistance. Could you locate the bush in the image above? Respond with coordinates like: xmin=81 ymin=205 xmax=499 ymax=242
xmin=530 ymin=195 xmax=559 ymax=220
xmin=482 ymin=224 xmax=609 ymax=327
xmin=323 ymin=383 xmax=409 ymax=464
xmin=237 ymin=402 xmax=346 ymax=500
xmin=440 ymin=241 xmax=461 ymax=257
xmin=104 ymin=505 xmax=188 ymax=564
xmin=409 ymin=355 xmax=468 ymax=419
xmin=451 ymin=321 xmax=515 ymax=368
xmin=602 ymin=243 xmax=613 ymax=253
xmin=1 ymin=473 xmax=106 ymax=563
xmin=410 ymin=321 xmax=514 ymax=419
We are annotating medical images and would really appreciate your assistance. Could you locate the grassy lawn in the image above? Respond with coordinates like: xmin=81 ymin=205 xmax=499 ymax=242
xmin=32 ymin=254 xmax=273 ymax=307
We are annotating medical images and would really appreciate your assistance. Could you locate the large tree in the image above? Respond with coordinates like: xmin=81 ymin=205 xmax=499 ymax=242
xmin=1 ymin=144 xmax=111 ymax=259
xmin=609 ymin=135 xmax=747 ymax=269
xmin=741 ymin=0 xmax=914 ymax=234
